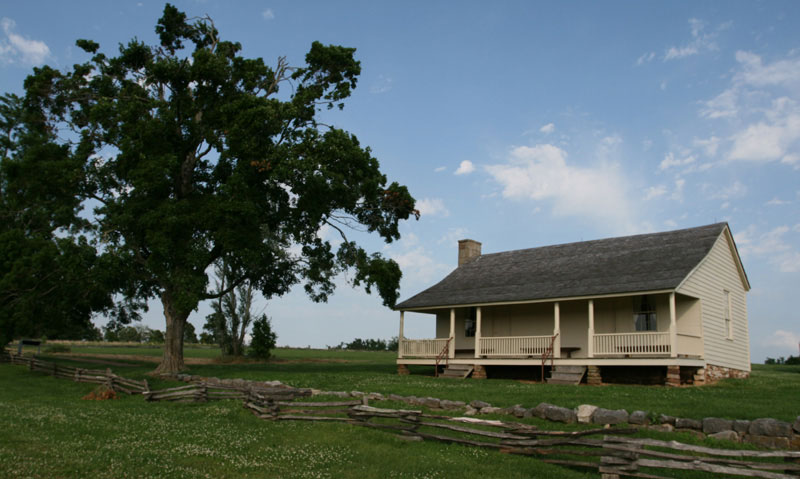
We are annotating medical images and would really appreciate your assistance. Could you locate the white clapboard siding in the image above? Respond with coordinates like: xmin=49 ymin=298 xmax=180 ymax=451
xmin=677 ymin=229 xmax=750 ymax=371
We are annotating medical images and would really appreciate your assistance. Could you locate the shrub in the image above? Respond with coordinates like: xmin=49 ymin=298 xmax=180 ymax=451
xmin=248 ymin=315 xmax=276 ymax=360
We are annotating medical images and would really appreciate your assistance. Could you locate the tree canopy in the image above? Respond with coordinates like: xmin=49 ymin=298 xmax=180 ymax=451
xmin=14 ymin=4 xmax=416 ymax=373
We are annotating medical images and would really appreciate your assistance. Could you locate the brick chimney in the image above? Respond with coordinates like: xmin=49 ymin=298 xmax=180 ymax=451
xmin=458 ymin=239 xmax=482 ymax=266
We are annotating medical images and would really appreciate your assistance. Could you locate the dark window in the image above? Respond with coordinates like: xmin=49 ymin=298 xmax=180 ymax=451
xmin=634 ymin=295 xmax=657 ymax=331
xmin=465 ymin=307 xmax=477 ymax=337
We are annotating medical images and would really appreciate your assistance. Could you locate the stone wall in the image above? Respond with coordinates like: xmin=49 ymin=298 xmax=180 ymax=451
xmin=704 ymin=363 xmax=750 ymax=383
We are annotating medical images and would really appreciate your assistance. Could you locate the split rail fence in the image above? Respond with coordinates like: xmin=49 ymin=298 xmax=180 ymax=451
xmin=5 ymin=352 xmax=800 ymax=478
xmin=243 ymin=396 xmax=800 ymax=479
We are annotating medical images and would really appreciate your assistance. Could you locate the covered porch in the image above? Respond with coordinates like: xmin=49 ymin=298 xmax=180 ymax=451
xmin=398 ymin=291 xmax=704 ymax=362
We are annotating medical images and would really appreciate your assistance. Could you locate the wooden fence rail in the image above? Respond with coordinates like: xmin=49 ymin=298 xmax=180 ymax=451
xmin=257 ymin=399 xmax=800 ymax=479
xmin=9 ymin=354 xmax=148 ymax=394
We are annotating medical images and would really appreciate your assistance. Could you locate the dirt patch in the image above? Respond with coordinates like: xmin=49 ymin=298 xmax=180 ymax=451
xmin=82 ymin=385 xmax=118 ymax=400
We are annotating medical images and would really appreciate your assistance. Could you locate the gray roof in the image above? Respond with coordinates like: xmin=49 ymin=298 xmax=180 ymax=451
xmin=396 ymin=223 xmax=738 ymax=310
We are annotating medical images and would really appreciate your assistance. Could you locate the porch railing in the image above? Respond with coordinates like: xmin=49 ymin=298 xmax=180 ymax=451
xmin=400 ymin=338 xmax=451 ymax=358
xmin=593 ymin=332 xmax=671 ymax=356
xmin=479 ymin=335 xmax=553 ymax=357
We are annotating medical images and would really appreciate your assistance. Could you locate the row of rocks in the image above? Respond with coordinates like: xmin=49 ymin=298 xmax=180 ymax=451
xmin=312 ymin=389 xmax=800 ymax=450
xmin=173 ymin=376 xmax=799 ymax=450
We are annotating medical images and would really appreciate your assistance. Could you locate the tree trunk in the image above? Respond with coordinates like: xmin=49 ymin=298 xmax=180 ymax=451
xmin=154 ymin=292 xmax=189 ymax=374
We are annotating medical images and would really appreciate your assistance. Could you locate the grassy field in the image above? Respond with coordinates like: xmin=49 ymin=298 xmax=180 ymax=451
xmin=1 ymin=345 xmax=798 ymax=478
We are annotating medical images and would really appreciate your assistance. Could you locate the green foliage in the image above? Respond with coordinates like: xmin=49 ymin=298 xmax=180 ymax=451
xmin=148 ymin=329 xmax=165 ymax=344
xmin=10 ymin=4 xmax=416 ymax=372
xmin=183 ymin=322 xmax=198 ymax=344
xmin=204 ymin=261 xmax=257 ymax=356
xmin=332 ymin=337 xmax=398 ymax=352
xmin=766 ymin=355 xmax=800 ymax=365
xmin=247 ymin=315 xmax=276 ymax=360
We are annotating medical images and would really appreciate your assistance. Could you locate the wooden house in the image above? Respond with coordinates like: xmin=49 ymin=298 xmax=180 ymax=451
xmin=394 ymin=223 xmax=750 ymax=385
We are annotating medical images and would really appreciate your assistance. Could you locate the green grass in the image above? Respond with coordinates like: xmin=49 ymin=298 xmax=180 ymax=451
xmin=2 ymin=347 xmax=798 ymax=478
xmin=0 ymin=365 xmax=591 ymax=479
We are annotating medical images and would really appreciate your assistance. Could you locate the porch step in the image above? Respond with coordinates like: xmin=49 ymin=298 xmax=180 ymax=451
xmin=546 ymin=366 xmax=586 ymax=385
xmin=440 ymin=364 xmax=473 ymax=379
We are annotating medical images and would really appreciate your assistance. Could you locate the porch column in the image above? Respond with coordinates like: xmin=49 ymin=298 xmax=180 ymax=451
xmin=398 ymin=311 xmax=404 ymax=359
xmin=474 ymin=307 xmax=482 ymax=359
xmin=449 ymin=308 xmax=456 ymax=359
xmin=669 ymin=292 xmax=677 ymax=358
xmin=553 ymin=302 xmax=561 ymax=359
xmin=587 ymin=300 xmax=595 ymax=358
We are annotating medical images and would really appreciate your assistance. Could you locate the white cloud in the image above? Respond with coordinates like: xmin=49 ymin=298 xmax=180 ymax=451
xmin=539 ymin=123 xmax=555 ymax=134
xmin=693 ymin=136 xmax=721 ymax=157
xmin=663 ymin=18 xmax=721 ymax=61
xmin=485 ymin=144 xmax=636 ymax=232
xmin=644 ymin=185 xmax=667 ymax=200
xmin=703 ymin=180 xmax=747 ymax=200
xmin=765 ymin=197 xmax=790 ymax=206
xmin=0 ymin=18 xmax=50 ymax=65
xmin=659 ymin=152 xmax=696 ymax=170
xmin=642 ymin=139 xmax=653 ymax=151
xmin=416 ymin=198 xmax=449 ymax=218
xmin=391 ymin=247 xmax=451 ymax=285
xmin=764 ymin=330 xmax=800 ymax=349
xmin=454 ymin=160 xmax=475 ymax=175
xmin=728 ymin=106 xmax=800 ymax=162
xmin=438 ymin=227 xmax=469 ymax=245
xmin=262 ymin=9 xmax=275 ymax=20
xmin=636 ymin=52 xmax=655 ymax=65
xmin=370 ymin=74 xmax=393 ymax=94
xmin=735 ymin=225 xmax=800 ymax=272
xmin=434 ymin=166 xmax=446 ymax=173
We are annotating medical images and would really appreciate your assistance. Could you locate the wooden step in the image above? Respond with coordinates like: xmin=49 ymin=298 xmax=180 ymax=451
xmin=546 ymin=378 xmax=581 ymax=385
xmin=440 ymin=365 xmax=473 ymax=379
xmin=554 ymin=365 xmax=587 ymax=374
xmin=549 ymin=372 xmax=584 ymax=382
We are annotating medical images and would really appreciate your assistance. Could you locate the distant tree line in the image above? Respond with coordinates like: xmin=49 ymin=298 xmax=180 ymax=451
xmin=102 ymin=322 xmax=198 ymax=344
xmin=765 ymin=355 xmax=800 ymax=365
xmin=331 ymin=337 xmax=398 ymax=352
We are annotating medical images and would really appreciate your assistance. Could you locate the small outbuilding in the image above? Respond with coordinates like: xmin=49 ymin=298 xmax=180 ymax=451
xmin=394 ymin=223 xmax=750 ymax=385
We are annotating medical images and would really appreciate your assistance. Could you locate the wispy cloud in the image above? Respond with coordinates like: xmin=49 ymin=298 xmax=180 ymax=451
xmin=434 ymin=166 xmax=446 ymax=173
xmin=659 ymin=152 xmax=695 ymax=170
xmin=262 ymin=9 xmax=275 ymax=20
xmin=540 ymin=123 xmax=555 ymax=134
xmin=370 ymin=74 xmax=393 ymax=94
xmin=636 ymin=51 xmax=655 ymax=66
xmin=735 ymin=225 xmax=800 ymax=272
xmin=454 ymin=160 xmax=475 ymax=175
xmin=416 ymin=198 xmax=449 ymax=218
xmin=664 ymin=18 xmax=724 ymax=61
xmin=644 ymin=185 xmax=667 ymax=200
xmin=0 ymin=18 xmax=50 ymax=65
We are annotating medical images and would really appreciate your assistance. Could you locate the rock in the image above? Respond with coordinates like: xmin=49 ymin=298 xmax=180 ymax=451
xmin=264 ymin=380 xmax=283 ymax=387
xmin=732 ymin=420 xmax=750 ymax=434
xmin=510 ymin=405 xmax=528 ymax=418
xmin=480 ymin=406 xmax=503 ymax=415
xmin=592 ymin=408 xmax=629 ymax=425
xmin=464 ymin=406 xmax=478 ymax=416
xmin=576 ymin=404 xmax=598 ymax=424
xmin=744 ymin=435 xmax=791 ymax=449
xmin=350 ymin=391 xmax=365 ymax=398
xmin=658 ymin=414 xmax=676 ymax=425
xmin=628 ymin=411 xmax=650 ymax=425
xmin=440 ymin=399 xmax=466 ymax=410
xmin=648 ymin=424 xmax=674 ymax=433
xmin=793 ymin=416 xmax=800 ymax=434
xmin=406 ymin=396 xmax=423 ymax=406
xmin=310 ymin=389 xmax=322 ymax=396
xmin=709 ymin=430 xmax=739 ymax=442
xmin=542 ymin=405 xmax=577 ymax=423
xmin=470 ymin=400 xmax=491 ymax=409
xmin=675 ymin=418 xmax=702 ymax=430
xmin=523 ymin=408 xmax=535 ymax=419
xmin=749 ymin=418 xmax=792 ymax=437
xmin=421 ymin=397 xmax=441 ymax=409
xmin=387 ymin=394 xmax=405 ymax=402
xmin=703 ymin=417 xmax=733 ymax=434
xmin=532 ymin=402 xmax=555 ymax=419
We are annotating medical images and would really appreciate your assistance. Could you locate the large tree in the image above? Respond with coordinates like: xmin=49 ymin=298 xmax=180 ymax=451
xmin=19 ymin=5 xmax=416 ymax=373
xmin=0 ymin=93 xmax=119 ymax=346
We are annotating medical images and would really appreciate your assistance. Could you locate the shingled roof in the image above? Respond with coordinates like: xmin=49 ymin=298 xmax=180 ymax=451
xmin=396 ymin=223 xmax=739 ymax=310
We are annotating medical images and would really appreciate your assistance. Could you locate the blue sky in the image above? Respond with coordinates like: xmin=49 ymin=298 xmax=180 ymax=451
xmin=2 ymin=1 xmax=799 ymax=363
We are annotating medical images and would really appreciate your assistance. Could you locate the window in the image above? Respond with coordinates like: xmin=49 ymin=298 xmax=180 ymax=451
xmin=724 ymin=290 xmax=733 ymax=340
xmin=464 ymin=307 xmax=477 ymax=337
xmin=634 ymin=295 xmax=657 ymax=331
